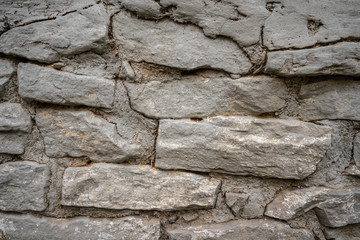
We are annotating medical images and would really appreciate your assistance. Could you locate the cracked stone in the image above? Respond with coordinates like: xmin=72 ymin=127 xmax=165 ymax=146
xmin=61 ymin=163 xmax=221 ymax=211
xmin=112 ymin=10 xmax=252 ymax=74
xmin=18 ymin=63 xmax=115 ymax=108
xmin=155 ymin=116 xmax=332 ymax=179
xmin=36 ymin=109 xmax=140 ymax=162
xmin=0 ymin=161 xmax=50 ymax=211
xmin=299 ymin=79 xmax=360 ymax=121
xmin=265 ymin=42 xmax=360 ymax=76
xmin=0 ymin=4 xmax=109 ymax=63
xmin=166 ymin=219 xmax=314 ymax=240
xmin=0 ymin=214 xmax=160 ymax=240
xmin=265 ymin=187 xmax=360 ymax=227
xmin=263 ymin=0 xmax=360 ymax=50
xmin=0 ymin=102 xmax=32 ymax=154
xmin=0 ymin=58 xmax=15 ymax=98
xmin=226 ymin=191 xmax=265 ymax=219
xmin=125 ymin=75 xmax=287 ymax=119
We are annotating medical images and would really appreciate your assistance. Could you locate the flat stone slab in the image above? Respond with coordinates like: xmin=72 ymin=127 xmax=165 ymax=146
xmin=0 ymin=161 xmax=50 ymax=211
xmin=0 ymin=214 xmax=160 ymax=240
xmin=265 ymin=42 xmax=360 ymax=76
xmin=167 ymin=219 xmax=314 ymax=240
xmin=18 ymin=63 xmax=115 ymax=108
xmin=0 ymin=4 xmax=109 ymax=63
xmin=299 ymin=80 xmax=360 ymax=121
xmin=125 ymin=75 xmax=287 ymax=119
xmin=112 ymin=11 xmax=252 ymax=74
xmin=263 ymin=0 xmax=360 ymax=50
xmin=155 ymin=116 xmax=332 ymax=179
xmin=36 ymin=109 xmax=140 ymax=162
xmin=61 ymin=163 xmax=220 ymax=211
xmin=265 ymin=187 xmax=360 ymax=227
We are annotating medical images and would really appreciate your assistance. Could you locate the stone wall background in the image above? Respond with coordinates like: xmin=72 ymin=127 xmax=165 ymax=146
xmin=0 ymin=0 xmax=360 ymax=239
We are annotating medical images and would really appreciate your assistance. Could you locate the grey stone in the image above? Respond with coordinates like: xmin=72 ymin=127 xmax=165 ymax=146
xmin=0 ymin=161 xmax=49 ymax=211
xmin=263 ymin=0 xmax=360 ymax=50
xmin=167 ymin=219 xmax=314 ymax=240
xmin=125 ymin=75 xmax=287 ymax=119
xmin=0 ymin=4 xmax=109 ymax=63
xmin=0 ymin=214 xmax=160 ymax=240
xmin=112 ymin=11 xmax=252 ymax=74
xmin=155 ymin=116 xmax=332 ymax=179
xmin=345 ymin=165 xmax=360 ymax=177
xmin=355 ymin=133 xmax=360 ymax=167
xmin=324 ymin=224 xmax=360 ymax=240
xmin=265 ymin=42 xmax=360 ymax=76
xmin=299 ymin=80 xmax=360 ymax=121
xmin=18 ymin=63 xmax=115 ymax=108
xmin=265 ymin=187 xmax=360 ymax=227
xmin=225 ymin=191 xmax=266 ymax=219
xmin=182 ymin=213 xmax=199 ymax=223
xmin=0 ymin=103 xmax=32 ymax=154
xmin=225 ymin=192 xmax=249 ymax=217
xmin=61 ymin=163 xmax=220 ymax=211
xmin=0 ymin=59 xmax=15 ymax=97
xmin=36 ymin=109 xmax=140 ymax=162
xmin=105 ymin=0 xmax=162 ymax=19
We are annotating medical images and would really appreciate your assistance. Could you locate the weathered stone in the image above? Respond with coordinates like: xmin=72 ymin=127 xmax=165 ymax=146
xmin=263 ymin=0 xmax=360 ymax=50
xmin=299 ymin=80 xmax=360 ymax=121
xmin=355 ymin=133 xmax=360 ymax=167
xmin=0 ymin=103 xmax=31 ymax=154
xmin=225 ymin=193 xmax=248 ymax=217
xmin=105 ymin=0 xmax=162 ymax=19
xmin=61 ymin=163 xmax=220 ymax=211
xmin=155 ymin=116 xmax=332 ymax=179
xmin=18 ymin=63 xmax=115 ymax=108
xmin=0 ymin=214 xmax=160 ymax=240
xmin=0 ymin=59 xmax=15 ymax=97
xmin=36 ymin=109 xmax=140 ymax=162
xmin=167 ymin=219 xmax=314 ymax=240
xmin=265 ymin=42 xmax=360 ymax=76
xmin=125 ymin=75 xmax=287 ymax=118
xmin=0 ymin=4 xmax=109 ymax=63
xmin=324 ymin=224 xmax=360 ymax=240
xmin=225 ymin=191 xmax=265 ymax=219
xmin=0 ymin=161 xmax=49 ymax=211
xmin=265 ymin=187 xmax=360 ymax=227
xmin=113 ymin=11 xmax=252 ymax=74
xmin=345 ymin=165 xmax=360 ymax=177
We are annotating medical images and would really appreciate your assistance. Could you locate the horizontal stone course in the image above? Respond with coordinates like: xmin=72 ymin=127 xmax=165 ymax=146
xmin=61 ymin=163 xmax=220 ymax=211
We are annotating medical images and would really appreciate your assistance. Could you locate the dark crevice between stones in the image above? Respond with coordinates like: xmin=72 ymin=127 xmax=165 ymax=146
xmin=151 ymin=121 xmax=159 ymax=167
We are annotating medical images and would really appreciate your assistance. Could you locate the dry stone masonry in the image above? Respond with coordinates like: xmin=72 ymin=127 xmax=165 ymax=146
xmin=0 ymin=0 xmax=359 ymax=239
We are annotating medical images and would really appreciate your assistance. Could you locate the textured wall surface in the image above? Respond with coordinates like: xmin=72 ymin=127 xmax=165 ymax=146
xmin=0 ymin=0 xmax=360 ymax=239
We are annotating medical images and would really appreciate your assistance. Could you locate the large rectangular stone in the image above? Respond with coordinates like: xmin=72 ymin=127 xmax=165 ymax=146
xmin=125 ymin=75 xmax=287 ymax=119
xmin=61 ymin=164 xmax=220 ymax=210
xmin=0 ymin=161 xmax=49 ymax=211
xmin=155 ymin=116 xmax=332 ymax=179
xmin=18 ymin=63 xmax=115 ymax=108
xmin=0 ymin=214 xmax=160 ymax=240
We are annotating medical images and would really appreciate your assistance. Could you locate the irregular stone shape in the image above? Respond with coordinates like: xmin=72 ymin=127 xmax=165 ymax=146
xmin=0 ymin=58 xmax=16 ymax=97
xmin=155 ymin=116 xmax=332 ymax=179
xmin=36 ymin=109 xmax=140 ymax=162
xmin=0 ymin=103 xmax=32 ymax=154
xmin=125 ymin=75 xmax=287 ymax=118
xmin=263 ymin=0 xmax=360 ymax=50
xmin=0 ymin=4 xmax=109 ymax=63
xmin=0 ymin=214 xmax=160 ymax=240
xmin=355 ymin=133 xmax=360 ymax=167
xmin=61 ymin=163 xmax=220 ymax=210
xmin=18 ymin=63 xmax=115 ymax=108
xmin=167 ymin=219 xmax=314 ymax=240
xmin=345 ymin=165 xmax=360 ymax=177
xmin=324 ymin=224 xmax=360 ymax=240
xmin=225 ymin=191 xmax=265 ymax=219
xmin=113 ymin=11 xmax=252 ymax=74
xmin=299 ymin=80 xmax=360 ymax=121
xmin=265 ymin=187 xmax=360 ymax=227
xmin=265 ymin=42 xmax=360 ymax=76
xmin=105 ymin=0 xmax=162 ymax=18
xmin=0 ymin=161 xmax=50 ymax=211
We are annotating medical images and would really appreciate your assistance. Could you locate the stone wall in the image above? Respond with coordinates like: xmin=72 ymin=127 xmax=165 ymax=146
xmin=0 ymin=1 xmax=359 ymax=239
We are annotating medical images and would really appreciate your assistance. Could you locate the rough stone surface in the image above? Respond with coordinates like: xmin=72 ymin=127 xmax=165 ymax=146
xmin=126 ymin=75 xmax=287 ymax=118
xmin=0 ymin=58 xmax=15 ymax=97
xmin=345 ymin=165 xmax=360 ymax=177
xmin=324 ymin=224 xmax=360 ymax=240
xmin=156 ymin=116 xmax=332 ymax=179
xmin=0 ymin=161 xmax=50 ymax=211
xmin=263 ymin=0 xmax=360 ymax=50
xmin=113 ymin=11 xmax=252 ymax=74
xmin=299 ymin=80 xmax=360 ymax=121
xmin=61 ymin=163 xmax=220 ymax=211
xmin=355 ymin=133 xmax=360 ymax=167
xmin=36 ymin=109 xmax=140 ymax=162
xmin=225 ymin=192 xmax=265 ymax=219
xmin=18 ymin=63 xmax=115 ymax=108
xmin=167 ymin=219 xmax=314 ymax=240
xmin=0 ymin=214 xmax=160 ymax=240
xmin=0 ymin=4 xmax=109 ymax=63
xmin=0 ymin=103 xmax=32 ymax=154
xmin=265 ymin=42 xmax=360 ymax=76
xmin=265 ymin=187 xmax=360 ymax=227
